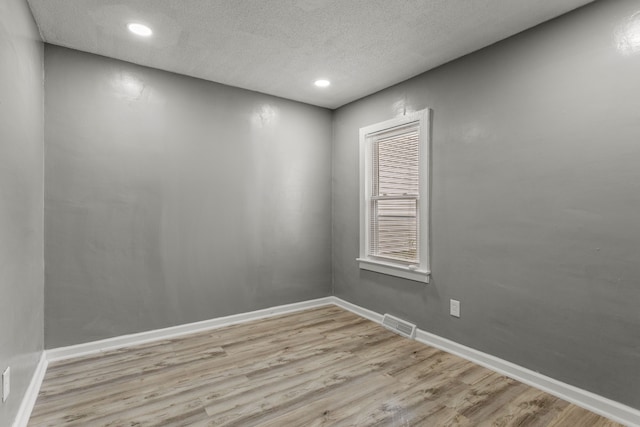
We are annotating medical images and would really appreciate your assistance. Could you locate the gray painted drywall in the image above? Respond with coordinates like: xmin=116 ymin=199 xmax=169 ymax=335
xmin=44 ymin=45 xmax=332 ymax=348
xmin=0 ymin=0 xmax=44 ymax=424
xmin=333 ymin=0 xmax=640 ymax=409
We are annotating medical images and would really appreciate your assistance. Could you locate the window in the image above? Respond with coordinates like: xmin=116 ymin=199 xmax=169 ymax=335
xmin=357 ymin=109 xmax=431 ymax=283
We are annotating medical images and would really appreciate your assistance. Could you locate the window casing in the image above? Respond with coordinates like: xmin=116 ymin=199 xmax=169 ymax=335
xmin=358 ymin=109 xmax=430 ymax=283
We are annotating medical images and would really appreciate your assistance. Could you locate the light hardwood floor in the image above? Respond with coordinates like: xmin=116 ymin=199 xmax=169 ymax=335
xmin=29 ymin=306 xmax=623 ymax=426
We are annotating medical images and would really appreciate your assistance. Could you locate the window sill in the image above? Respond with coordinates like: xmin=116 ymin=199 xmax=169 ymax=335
xmin=357 ymin=258 xmax=430 ymax=283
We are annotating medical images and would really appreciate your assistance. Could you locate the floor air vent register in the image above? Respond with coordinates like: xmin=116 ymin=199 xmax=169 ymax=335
xmin=381 ymin=314 xmax=416 ymax=339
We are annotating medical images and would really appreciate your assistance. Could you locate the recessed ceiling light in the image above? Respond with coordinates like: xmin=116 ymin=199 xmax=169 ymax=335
xmin=127 ymin=23 xmax=153 ymax=37
xmin=314 ymin=79 xmax=331 ymax=88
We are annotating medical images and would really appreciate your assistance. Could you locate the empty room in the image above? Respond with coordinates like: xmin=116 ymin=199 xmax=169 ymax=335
xmin=2 ymin=0 xmax=640 ymax=425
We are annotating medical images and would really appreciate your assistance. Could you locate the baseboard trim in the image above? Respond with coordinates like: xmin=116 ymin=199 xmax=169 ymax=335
xmin=329 ymin=296 xmax=383 ymax=323
xmin=12 ymin=352 xmax=48 ymax=427
xmin=331 ymin=297 xmax=640 ymax=427
xmin=38 ymin=296 xmax=640 ymax=427
xmin=46 ymin=297 xmax=334 ymax=362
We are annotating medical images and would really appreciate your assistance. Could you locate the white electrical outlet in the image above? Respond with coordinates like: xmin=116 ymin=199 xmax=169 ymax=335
xmin=450 ymin=299 xmax=461 ymax=318
xmin=2 ymin=367 xmax=10 ymax=402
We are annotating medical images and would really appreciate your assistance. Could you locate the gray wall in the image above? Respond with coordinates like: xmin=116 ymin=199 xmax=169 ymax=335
xmin=333 ymin=0 xmax=640 ymax=409
xmin=44 ymin=46 xmax=332 ymax=348
xmin=0 ymin=0 xmax=44 ymax=424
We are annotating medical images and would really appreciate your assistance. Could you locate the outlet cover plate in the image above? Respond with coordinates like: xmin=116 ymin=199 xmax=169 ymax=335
xmin=450 ymin=299 xmax=461 ymax=318
xmin=2 ymin=367 xmax=9 ymax=402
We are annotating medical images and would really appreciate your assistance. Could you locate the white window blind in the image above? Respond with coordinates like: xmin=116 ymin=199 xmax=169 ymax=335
xmin=369 ymin=126 xmax=419 ymax=263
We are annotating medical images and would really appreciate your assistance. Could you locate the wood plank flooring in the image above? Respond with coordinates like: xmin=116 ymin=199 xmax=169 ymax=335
xmin=29 ymin=306 xmax=623 ymax=426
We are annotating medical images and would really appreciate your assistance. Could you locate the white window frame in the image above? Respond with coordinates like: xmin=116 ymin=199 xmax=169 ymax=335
xmin=357 ymin=109 xmax=431 ymax=283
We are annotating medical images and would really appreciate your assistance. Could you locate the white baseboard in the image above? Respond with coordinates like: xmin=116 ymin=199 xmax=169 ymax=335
xmin=331 ymin=297 xmax=640 ymax=427
xmin=12 ymin=352 xmax=48 ymax=427
xmin=328 ymin=296 xmax=383 ymax=323
xmin=45 ymin=297 xmax=334 ymax=363
xmin=36 ymin=296 xmax=640 ymax=427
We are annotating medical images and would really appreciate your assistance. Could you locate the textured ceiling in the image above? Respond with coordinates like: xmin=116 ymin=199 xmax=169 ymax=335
xmin=28 ymin=0 xmax=593 ymax=109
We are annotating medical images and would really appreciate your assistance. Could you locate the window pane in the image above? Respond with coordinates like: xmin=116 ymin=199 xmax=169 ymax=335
xmin=373 ymin=128 xmax=419 ymax=196
xmin=370 ymin=198 xmax=418 ymax=263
